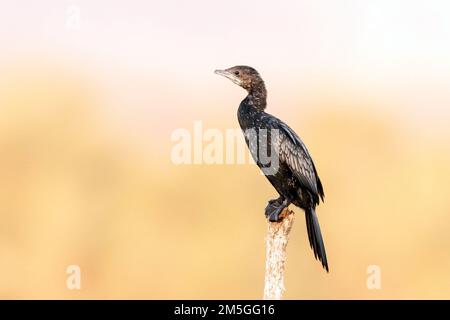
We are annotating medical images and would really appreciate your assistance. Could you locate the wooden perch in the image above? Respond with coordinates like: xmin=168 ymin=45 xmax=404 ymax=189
xmin=263 ymin=208 xmax=295 ymax=300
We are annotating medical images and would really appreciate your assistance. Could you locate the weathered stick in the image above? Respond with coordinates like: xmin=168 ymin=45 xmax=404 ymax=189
xmin=263 ymin=208 xmax=295 ymax=300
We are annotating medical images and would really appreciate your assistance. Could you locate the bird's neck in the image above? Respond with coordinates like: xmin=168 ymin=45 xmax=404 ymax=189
xmin=246 ymin=80 xmax=267 ymax=111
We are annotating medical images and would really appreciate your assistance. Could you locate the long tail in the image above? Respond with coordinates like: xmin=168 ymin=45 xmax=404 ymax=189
xmin=305 ymin=206 xmax=329 ymax=272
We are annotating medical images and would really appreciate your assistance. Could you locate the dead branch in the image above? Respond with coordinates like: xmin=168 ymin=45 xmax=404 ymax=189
xmin=263 ymin=208 xmax=295 ymax=300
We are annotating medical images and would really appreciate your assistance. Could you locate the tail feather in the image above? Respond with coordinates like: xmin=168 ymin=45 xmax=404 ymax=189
xmin=305 ymin=207 xmax=329 ymax=272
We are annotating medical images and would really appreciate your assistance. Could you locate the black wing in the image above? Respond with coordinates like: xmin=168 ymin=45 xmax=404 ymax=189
xmin=269 ymin=117 xmax=324 ymax=204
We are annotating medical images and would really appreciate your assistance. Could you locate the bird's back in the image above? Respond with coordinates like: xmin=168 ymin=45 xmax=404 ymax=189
xmin=238 ymin=99 xmax=324 ymax=207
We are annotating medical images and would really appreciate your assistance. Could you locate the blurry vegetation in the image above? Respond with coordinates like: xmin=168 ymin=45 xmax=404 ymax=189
xmin=0 ymin=65 xmax=449 ymax=299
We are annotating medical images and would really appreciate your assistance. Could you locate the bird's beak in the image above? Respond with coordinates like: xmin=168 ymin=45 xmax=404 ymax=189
xmin=214 ymin=69 xmax=227 ymax=76
xmin=214 ymin=69 xmax=242 ymax=86
xmin=214 ymin=69 xmax=232 ymax=79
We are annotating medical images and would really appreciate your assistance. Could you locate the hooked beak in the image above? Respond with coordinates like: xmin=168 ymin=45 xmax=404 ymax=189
xmin=214 ymin=69 xmax=242 ymax=86
xmin=214 ymin=69 xmax=228 ymax=77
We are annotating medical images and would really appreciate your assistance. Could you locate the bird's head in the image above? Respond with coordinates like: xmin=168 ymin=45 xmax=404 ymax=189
xmin=214 ymin=65 xmax=263 ymax=92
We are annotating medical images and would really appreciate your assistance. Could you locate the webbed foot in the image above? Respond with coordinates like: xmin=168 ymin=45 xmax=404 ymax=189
xmin=265 ymin=197 xmax=289 ymax=222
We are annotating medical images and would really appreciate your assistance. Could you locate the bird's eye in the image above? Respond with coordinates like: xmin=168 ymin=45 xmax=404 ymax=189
xmin=234 ymin=71 xmax=240 ymax=76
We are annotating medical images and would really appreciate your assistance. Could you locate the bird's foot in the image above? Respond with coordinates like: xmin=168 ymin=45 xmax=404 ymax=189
xmin=266 ymin=205 xmax=285 ymax=222
xmin=265 ymin=197 xmax=288 ymax=222
xmin=267 ymin=196 xmax=284 ymax=206
xmin=265 ymin=197 xmax=283 ymax=217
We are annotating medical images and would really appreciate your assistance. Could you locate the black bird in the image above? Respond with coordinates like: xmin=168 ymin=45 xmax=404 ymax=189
xmin=215 ymin=66 xmax=329 ymax=272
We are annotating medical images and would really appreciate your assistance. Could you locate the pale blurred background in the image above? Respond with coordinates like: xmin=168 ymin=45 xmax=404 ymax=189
xmin=1 ymin=0 xmax=450 ymax=299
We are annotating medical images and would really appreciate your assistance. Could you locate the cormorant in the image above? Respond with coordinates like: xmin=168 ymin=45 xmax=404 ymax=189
xmin=215 ymin=66 xmax=329 ymax=272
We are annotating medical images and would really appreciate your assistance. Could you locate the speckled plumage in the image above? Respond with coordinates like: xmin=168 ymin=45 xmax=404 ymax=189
xmin=215 ymin=65 xmax=329 ymax=272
